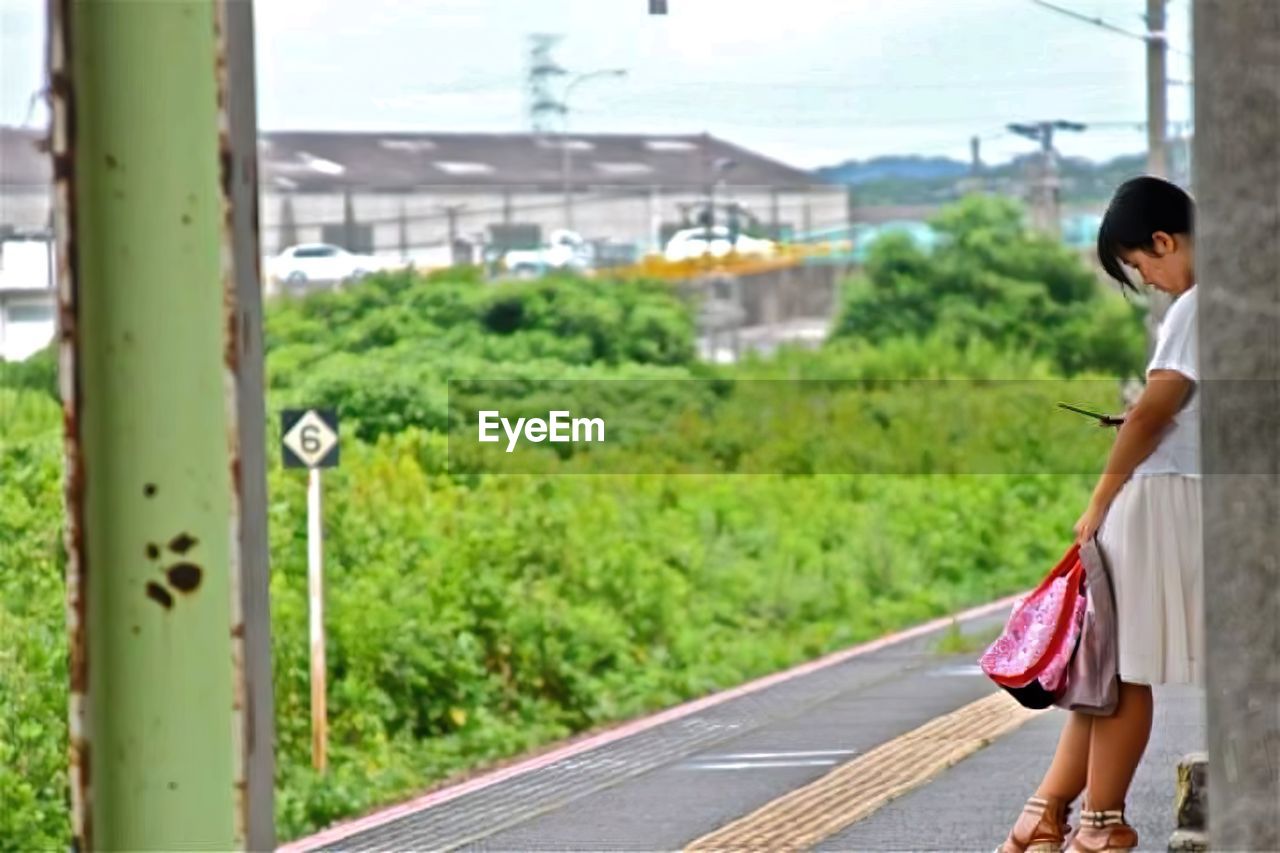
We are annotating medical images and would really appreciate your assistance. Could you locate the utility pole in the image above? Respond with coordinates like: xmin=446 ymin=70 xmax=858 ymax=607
xmin=1195 ymin=3 xmax=1280 ymax=850
xmin=1007 ymin=120 xmax=1086 ymax=237
xmin=51 ymin=0 xmax=274 ymax=848
xmin=342 ymin=189 xmax=357 ymax=251
xmin=1030 ymin=0 xmax=1173 ymax=179
xmin=397 ymin=199 xmax=409 ymax=260
xmin=559 ymin=68 xmax=627 ymax=230
xmin=1144 ymin=0 xmax=1174 ymax=334
xmin=442 ymin=204 xmax=464 ymax=247
xmin=279 ymin=194 xmax=299 ymax=254
xmin=959 ymin=135 xmax=986 ymax=196
xmin=442 ymin=203 xmax=466 ymax=265
xmin=1146 ymin=0 xmax=1169 ymax=177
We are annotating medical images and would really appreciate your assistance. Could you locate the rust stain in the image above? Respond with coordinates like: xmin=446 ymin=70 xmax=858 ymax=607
xmin=75 ymin=738 xmax=90 ymax=789
xmin=181 ymin=213 xmax=192 ymax=226
xmin=218 ymin=144 xmax=234 ymax=204
xmin=165 ymin=563 xmax=203 ymax=593
xmin=52 ymin=0 xmax=92 ymax=846
xmin=145 ymin=582 xmax=174 ymax=610
xmin=51 ymin=150 xmax=73 ymax=182
xmin=168 ymin=532 xmax=198 ymax=554
xmin=104 ymin=153 xmax=118 ymax=170
xmin=146 ymin=543 xmax=159 ymax=560
xmin=219 ymin=141 xmax=239 ymax=376
xmin=143 ymin=483 xmax=157 ymax=497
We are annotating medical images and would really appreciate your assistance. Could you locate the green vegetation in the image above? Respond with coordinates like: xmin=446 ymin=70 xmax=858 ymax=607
xmin=831 ymin=196 xmax=1146 ymax=378
xmin=0 ymin=198 xmax=1145 ymax=845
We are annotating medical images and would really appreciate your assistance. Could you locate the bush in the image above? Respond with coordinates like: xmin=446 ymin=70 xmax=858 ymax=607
xmin=0 ymin=345 xmax=59 ymax=402
xmin=832 ymin=195 xmax=1147 ymax=377
xmin=0 ymin=426 xmax=68 ymax=849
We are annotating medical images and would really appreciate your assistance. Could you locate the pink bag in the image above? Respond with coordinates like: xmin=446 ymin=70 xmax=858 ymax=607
xmin=980 ymin=543 xmax=1088 ymax=708
xmin=1053 ymin=537 xmax=1119 ymax=715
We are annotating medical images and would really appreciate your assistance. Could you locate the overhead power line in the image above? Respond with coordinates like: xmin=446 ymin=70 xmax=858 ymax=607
xmin=1029 ymin=0 xmax=1191 ymax=58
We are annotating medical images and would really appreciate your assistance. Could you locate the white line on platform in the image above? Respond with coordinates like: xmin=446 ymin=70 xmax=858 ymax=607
xmin=929 ymin=664 xmax=985 ymax=677
xmin=711 ymin=750 xmax=857 ymax=760
xmin=686 ymin=759 xmax=841 ymax=770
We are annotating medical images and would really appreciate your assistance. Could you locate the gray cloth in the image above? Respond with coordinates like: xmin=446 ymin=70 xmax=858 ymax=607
xmin=1054 ymin=536 xmax=1119 ymax=716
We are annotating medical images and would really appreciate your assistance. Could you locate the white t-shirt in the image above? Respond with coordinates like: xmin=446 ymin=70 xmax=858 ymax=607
xmin=1133 ymin=285 xmax=1199 ymax=478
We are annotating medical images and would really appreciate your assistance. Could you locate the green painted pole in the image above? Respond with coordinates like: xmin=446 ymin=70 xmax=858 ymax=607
xmin=51 ymin=0 xmax=274 ymax=848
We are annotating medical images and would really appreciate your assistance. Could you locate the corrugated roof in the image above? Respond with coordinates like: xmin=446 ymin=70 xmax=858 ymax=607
xmin=1 ymin=127 xmax=823 ymax=191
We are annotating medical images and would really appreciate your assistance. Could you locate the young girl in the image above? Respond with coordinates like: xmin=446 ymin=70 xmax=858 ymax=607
xmin=1000 ymin=176 xmax=1202 ymax=853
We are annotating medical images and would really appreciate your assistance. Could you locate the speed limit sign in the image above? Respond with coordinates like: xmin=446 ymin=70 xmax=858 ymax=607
xmin=281 ymin=408 xmax=340 ymax=469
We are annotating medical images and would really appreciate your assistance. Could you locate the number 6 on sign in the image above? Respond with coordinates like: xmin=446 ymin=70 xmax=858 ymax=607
xmin=281 ymin=408 xmax=339 ymax=469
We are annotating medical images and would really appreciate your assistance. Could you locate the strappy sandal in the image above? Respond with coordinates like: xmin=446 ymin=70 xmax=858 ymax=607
xmin=1066 ymin=808 xmax=1138 ymax=852
xmin=995 ymin=795 xmax=1074 ymax=853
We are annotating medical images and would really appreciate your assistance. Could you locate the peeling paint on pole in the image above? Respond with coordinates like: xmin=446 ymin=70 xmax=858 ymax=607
xmin=50 ymin=0 xmax=273 ymax=847
xmin=216 ymin=0 xmax=277 ymax=843
xmin=49 ymin=0 xmax=91 ymax=843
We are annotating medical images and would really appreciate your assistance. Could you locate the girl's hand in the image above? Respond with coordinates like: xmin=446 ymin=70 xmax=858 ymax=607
xmin=1074 ymin=501 xmax=1108 ymax=543
xmin=1099 ymin=404 xmax=1133 ymax=429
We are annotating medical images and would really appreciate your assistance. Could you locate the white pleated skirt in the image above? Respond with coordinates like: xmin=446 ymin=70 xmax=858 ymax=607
xmin=1096 ymin=473 xmax=1204 ymax=687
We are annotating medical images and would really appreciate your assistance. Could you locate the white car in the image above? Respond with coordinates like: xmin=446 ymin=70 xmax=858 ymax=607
xmin=502 ymin=229 xmax=590 ymax=277
xmin=663 ymin=226 xmax=776 ymax=262
xmin=267 ymin=243 xmax=381 ymax=292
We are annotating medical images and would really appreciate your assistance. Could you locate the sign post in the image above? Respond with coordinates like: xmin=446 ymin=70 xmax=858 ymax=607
xmin=306 ymin=466 xmax=326 ymax=772
xmin=282 ymin=408 xmax=340 ymax=772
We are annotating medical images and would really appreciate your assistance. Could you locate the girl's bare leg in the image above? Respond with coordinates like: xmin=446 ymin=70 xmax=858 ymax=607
xmin=1085 ymin=681 xmax=1154 ymax=810
xmin=1036 ymin=710 xmax=1093 ymax=802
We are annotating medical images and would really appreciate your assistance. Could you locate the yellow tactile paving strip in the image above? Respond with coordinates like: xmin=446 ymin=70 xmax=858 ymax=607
xmin=685 ymin=691 xmax=1044 ymax=852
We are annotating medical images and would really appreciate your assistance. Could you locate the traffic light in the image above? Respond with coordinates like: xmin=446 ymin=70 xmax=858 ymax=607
xmin=650 ymin=0 xmax=668 ymax=13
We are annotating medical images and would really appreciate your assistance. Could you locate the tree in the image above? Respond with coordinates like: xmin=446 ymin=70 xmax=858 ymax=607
xmin=832 ymin=196 xmax=1145 ymax=377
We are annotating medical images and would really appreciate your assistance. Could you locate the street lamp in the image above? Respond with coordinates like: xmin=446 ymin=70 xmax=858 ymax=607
xmin=561 ymin=68 xmax=627 ymax=231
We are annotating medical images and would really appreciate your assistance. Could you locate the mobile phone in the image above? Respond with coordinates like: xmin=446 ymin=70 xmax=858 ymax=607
xmin=1056 ymin=401 xmax=1112 ymax=422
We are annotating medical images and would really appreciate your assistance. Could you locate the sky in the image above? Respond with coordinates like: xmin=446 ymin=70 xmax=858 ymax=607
xmin=1 ymin=0 xmax=1195 ymax=170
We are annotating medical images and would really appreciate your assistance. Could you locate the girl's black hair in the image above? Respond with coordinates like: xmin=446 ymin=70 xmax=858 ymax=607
xmin=1096 ymin=176 xmax=1195 ymax=291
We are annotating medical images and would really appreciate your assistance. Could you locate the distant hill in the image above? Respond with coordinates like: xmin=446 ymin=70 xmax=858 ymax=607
xmin=815 ymin=156 xmax=970 ymax=185
xmin=815 ymin=152 xmax=1153 ymax=207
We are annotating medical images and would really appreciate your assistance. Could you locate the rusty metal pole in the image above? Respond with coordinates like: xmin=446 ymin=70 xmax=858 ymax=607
xmin=50 ymin=0 xmax=274 ymax=848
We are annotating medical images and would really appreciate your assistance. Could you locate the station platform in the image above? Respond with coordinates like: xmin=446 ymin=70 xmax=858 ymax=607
xmin=286 ymin=599 xmax=1204 ymax=853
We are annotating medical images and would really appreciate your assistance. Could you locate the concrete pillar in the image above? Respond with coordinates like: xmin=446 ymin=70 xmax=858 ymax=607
xmin=1194 ymin=3 xmax=1280 ymax=850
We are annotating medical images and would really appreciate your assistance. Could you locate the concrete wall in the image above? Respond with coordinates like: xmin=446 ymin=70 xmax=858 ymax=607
xmin=680 ymin=262 xmax=850 ymax=330
xmin=1195 ymin=3 xmax=1280 ymax=849
xmin=735 ymin=263 xmax=849 ymax=327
